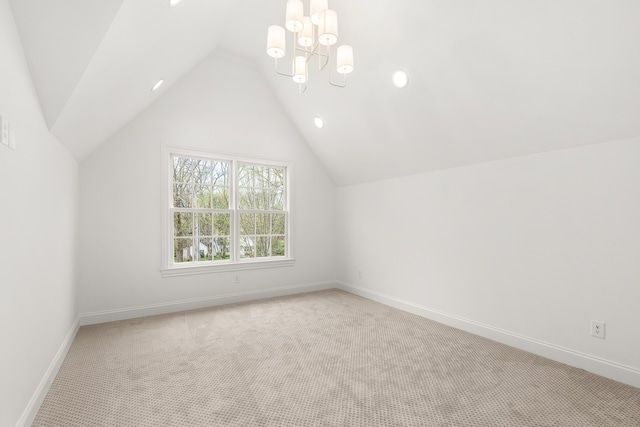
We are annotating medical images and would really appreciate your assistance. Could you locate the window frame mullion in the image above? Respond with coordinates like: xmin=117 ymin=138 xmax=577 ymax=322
xmin=230 ymin=159 xmax=238 ymax=262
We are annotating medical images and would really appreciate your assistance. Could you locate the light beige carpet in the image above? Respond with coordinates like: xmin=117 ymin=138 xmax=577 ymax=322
xmin=33 ymin=289 xmax=639 ymax=426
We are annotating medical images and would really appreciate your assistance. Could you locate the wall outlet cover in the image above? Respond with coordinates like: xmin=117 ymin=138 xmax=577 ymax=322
xmin=591 ymin=320 xmax=606 ymax=339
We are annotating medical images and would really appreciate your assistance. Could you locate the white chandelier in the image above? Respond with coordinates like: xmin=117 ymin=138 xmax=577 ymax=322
xmin=266 ymin=0 xmax=354 ymax=94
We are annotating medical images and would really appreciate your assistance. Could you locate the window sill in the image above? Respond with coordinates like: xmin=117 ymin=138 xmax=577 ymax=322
xmin=160 ymin=258 xmax=296 ymax=278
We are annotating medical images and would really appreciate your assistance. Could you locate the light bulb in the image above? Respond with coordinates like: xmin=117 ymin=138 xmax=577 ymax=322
xmin=152 ymin=79 xmax=164 ymax=91
xmin=392 ymin=70 xmax=408 ymax=88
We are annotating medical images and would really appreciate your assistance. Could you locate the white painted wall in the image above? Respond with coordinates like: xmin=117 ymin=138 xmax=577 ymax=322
xmin=0 ymin=2 xmax=79 ymax=426
xmin=77 ymin=55 xmax=336 ymax=315
xmin=337 ymin=137 xmax=640 ymax=384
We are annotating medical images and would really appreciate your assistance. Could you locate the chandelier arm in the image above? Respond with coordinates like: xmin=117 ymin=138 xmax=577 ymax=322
xmin=294 ymin=46 xmax=316 ymax=58
xmin=329 ymin=71 xmax=348 ymax=88
xmin=293 ymin=43 xmax=329 ymax=62
xmin=306 ymin=20 xmax=321 ymax=65
xmin=276 ymin=69 xmax=295 ymax=78
xmin=274 ymin=56 xmax=294 ymax=78
xmin=317 ymin=43 xmax=330 ymax=71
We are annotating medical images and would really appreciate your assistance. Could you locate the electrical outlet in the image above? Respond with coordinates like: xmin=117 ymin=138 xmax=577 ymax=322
xmin=357 ymin=270 xmax=362 ymax=279
xmin=234 ymin=275 xmax=240 ymax=284
xmin=591 ymin=320 xmax=606 ymax=339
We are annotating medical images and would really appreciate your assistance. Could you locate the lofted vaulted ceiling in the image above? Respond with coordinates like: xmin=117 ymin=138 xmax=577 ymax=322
xmin=9 ymin=0 xmax=640 ymax=185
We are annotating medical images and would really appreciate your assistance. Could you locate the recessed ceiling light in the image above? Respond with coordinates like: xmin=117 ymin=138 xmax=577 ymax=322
xmin=152 ymin=79 xmax=164 ymax=92
xmin=314 ymin=117 xmax=324 ymax=129
xmin=169 ymin=0 xmax=183 ymax=7
xmin=392 ymin=70 xmax=408 ymax=88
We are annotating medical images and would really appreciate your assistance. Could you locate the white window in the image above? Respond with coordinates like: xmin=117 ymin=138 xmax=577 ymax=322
xmin=161 ymin=148 xmax=294 ymax=277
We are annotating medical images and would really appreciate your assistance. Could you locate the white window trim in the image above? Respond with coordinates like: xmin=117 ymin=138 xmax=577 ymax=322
xmin=160 ymin=146 xmax=295 ymax=277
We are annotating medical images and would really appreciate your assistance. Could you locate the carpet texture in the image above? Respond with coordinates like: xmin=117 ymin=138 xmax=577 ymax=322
xmin=33 ymin=289 xmax=640 ymax=426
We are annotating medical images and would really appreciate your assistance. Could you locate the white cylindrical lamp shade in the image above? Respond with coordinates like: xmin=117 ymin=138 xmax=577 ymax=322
xmin=285 ymin=0 xmax=304 ymax=32
xmin=318 ymin=10 xmax=338 ymax=46
xmin=310 ymin=0 xmax=328 ymax=25
xmin=267 ymin=25 xmax=286 ymax=58
xmin=298 ymin=17 xmax=313 ymax=47
xmin=293 ymin=56 xmax=307 ymax=83
xmin=336 ymin=45 xmax=354 ymax=74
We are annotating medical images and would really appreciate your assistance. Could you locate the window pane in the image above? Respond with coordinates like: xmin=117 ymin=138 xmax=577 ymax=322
xmin=174 ymin=212 xmax=193 ymax=236
xmin=256 ymin=236 xmax=270 ymax=258
xmin=255 ymin=189 xmax=269 ymax=210
xmin=238 ymin=188 xmax=254 ymax=210
xmin=173 ymin=157 xmax=194 ymax=183
xmin=240 ymin=213 xmax=255 ymax=235
xmin=256 ymin=213 xmax=270 ymax=235
xmin=239 ymin=164 xmax=253 ymax=187
xmin=213 ymin=237 xmax=231 ymax=260
xmin=198 ymin=238 xmax=213 ymax=261
xmin=212 ymin=161 xmax=229 ymax=185
xmin=272 ymin=236 xmax=285 ymax=257
xmin=254 ymin=166 xmax=269 ymax=190
xmin=270 ymin=167 xmax=285 ymax=210
xmin=271 ymin=167 xmax=285 ymax=188
xmin=174 ymin=238 xmax=194 ymax=263
xmin=212 ymin=186 xmax=229 ymax=209
xmin=272 ymin=214 xmax=285 ymax=235
xmin=270 ymin=190 xmax=284 ymax=210
xmin=195 ymin=185 xmax=212 ymax=208
xmin=193 ymin=160 xmax=213 ymax=184
xmin=240 ymin=236 xmax=255 ymax=258
xmin=198 ymin=213 xmax=212 ymax=236
xmin=173 ymin=183 xmax=192 ymax=208
xmin=213 ymin=213 xmax=230 ymax=236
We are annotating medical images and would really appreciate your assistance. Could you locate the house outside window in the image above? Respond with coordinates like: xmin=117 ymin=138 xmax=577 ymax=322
xmin=161 ymin=148 xmax=294 ymax=277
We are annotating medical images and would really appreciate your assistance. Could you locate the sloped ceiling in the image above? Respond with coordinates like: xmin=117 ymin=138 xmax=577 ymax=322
xmin=9 ymin=0 xmax=640 ymax=185
xmin=10 ymin=0 xmax=237 ymax=160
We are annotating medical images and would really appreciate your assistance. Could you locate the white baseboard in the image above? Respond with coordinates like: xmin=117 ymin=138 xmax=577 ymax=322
xmin=15 ymin=316 xmax=80 ymax=427
xmin=80 ymin=281 xmax=336 ymax=326
xmin=338 ymin=281 xmax=640 ymax=389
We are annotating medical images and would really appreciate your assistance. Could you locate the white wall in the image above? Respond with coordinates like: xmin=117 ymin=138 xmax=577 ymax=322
xmin=0 ymin=2 xmax=79 ymax=426
xmin=77 ymin=55 xmax=336 ymax=315
xmin=337 ymin=137 xmax=640 ymax=385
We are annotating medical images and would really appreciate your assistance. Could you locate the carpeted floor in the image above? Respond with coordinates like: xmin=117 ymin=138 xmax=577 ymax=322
xmin=33 ymin=289 xmax=640 ymax=426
